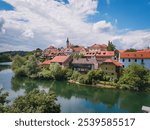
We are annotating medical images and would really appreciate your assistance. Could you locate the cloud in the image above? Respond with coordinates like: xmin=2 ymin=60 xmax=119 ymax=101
xmin=113 ymin=30 xmax=150 ymax=49
xmin=0 ymin=0 xmax=150 ymax=52
xmin=0 ymin=17 xmax=5 ymax=33
xmin=106 ymin=0 xmax=110 ymax=5
xmin=93 ymin=20 xmax=113 ymax=33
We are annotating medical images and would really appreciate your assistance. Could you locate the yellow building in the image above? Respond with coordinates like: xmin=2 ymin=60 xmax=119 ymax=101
xmin=100 ymin=59 xmax=123 ymax=80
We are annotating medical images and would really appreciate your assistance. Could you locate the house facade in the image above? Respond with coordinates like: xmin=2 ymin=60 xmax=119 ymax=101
xmin=100 ymin=59 xmax=123 ymax=80
xmin=119 ymin=50 xmax=150 ymax=69
xmin=72 ymin=58 xmax=98 ymax=72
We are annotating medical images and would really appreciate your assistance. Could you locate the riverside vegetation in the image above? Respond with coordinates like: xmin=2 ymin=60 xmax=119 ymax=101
xmin=12 ymin=55 xmax=150 ymax=92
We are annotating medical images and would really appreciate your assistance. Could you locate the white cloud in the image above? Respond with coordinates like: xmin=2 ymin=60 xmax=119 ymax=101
xmin=113 ymin=30 xmax=150 ymax=49
xmin=106 ymin=0 xmax=110 ymax=5
xmin=0 ymin=0 xmax=150 ymax=52
xmin=0 ymin=17 xmax=5 ymax=33
xmin=93 ymin=20 xmax=113 ymax=33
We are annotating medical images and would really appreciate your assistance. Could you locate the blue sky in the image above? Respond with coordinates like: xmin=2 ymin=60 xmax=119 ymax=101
xmin=1 ymin=0 xmax=150 ymax=30
xmin=0 ymin=0 xmax=150 ymax=51
xmin=0 ymin=0 xmax=14 ymax=10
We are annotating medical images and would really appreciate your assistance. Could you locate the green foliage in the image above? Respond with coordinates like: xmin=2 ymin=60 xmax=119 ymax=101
xmin=49 ymin=63 xmax=64 ymax=80
xmin=107 ymin=41 xmax=119 ymax=58
xmin=125 ymin=48 xmax=137 ymax=52
xmin=78 ymin=70 xmax=105 ymax=85
xmin=107 ymin=41 xmax=116 ymax=51
xmin=24 ymin=55 xmax=40 ymax=77
xmin=118 ymin=63 xmax=150 ymax=91
xmin=38 ymin=68 xmax=52 ymax=79
xmin=0 ymin=88 xmax=9 ymax=105
xmin=0 ymin=88 xmax=9 ymax=113
xmin=11 ymin=55 xmax=26 ymax=76
xmin=70 ymin=71 xmax=81 ymax=81
xmin=71 ymin=53 xmax=84 ymax=59
xmin=0 ymin=54 xmax=11 ymax=62
xmin=9 ymin=89 xmax=60 ymax=113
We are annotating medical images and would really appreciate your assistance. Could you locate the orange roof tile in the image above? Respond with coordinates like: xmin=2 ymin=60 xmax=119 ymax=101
xmin=120 ymin=51 xmax=150 ymax=59
xmin=72 ymin=47 xmax=84 ymax=52
xmin=41 ymin=60 xmax=52 ymax=65
xmin=103 ymin=59 xmax=123 ymax=67
xmin=89 ymin=44 xmax=107 ymax=49
xmin=51 ymin=56 xmax=70 ymax=63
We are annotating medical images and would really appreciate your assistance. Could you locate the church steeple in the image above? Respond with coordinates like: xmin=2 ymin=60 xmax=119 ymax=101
xmin=66 ymin=37 xmax=70 ymax=48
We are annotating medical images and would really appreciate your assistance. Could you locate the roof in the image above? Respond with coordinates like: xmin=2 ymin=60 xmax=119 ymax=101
xmin=72 ymin=58 xmax=98 ymax=65
xmin=72 ymin=47 xmax=84 ymax=52
xmin=51 ymin=56 xmax=70 ymax=63
xmin=89 ymin=44 xmax=107 ymax=49
xmin=120 ymin=50 xmax=150 ymax=59
xmin=41 ymin=60 xmax=52 ymax=65
xmin=102 ymin=59 xmax=123 ymax=67
xmin=84 ymin=51 xmax=114 ymax=57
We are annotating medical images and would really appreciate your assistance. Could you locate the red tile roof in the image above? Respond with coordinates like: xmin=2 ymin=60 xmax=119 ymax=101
xmin=84 ymin=51 xmax=114 ymax=57
xmin=89 ymin=44 xmax=107 ymax=49
xmin=103 ymin=59 xmax=123 ymax=67
xmin=51 ymin=56 xmax=70 ymax=63
xmin=120 ymin=50 xmax=150 ymax=59
xmin=72 ymin=47 xmax=84 ymax=52
xmin=41 ymin=60 xmax=52 ymax=65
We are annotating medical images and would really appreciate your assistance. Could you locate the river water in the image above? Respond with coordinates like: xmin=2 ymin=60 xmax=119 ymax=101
xmin=0 ymin=62 xmax=150 ymax=113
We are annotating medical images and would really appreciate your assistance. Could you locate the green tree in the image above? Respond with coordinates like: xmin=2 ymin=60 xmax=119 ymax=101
xmin=9 ymin=89 xmax=60 ymax=113
xmin=0 ymin=88 xmax=9 ymax=112
xmin=70 ymin=71 xmax=81 ymax=81
xmin=126 ymin=48 xmax=137 ymax=52
xmin=118 ymin=63 xmax=150 ymax=91
xmin=107 ymin=41 xmax=116 ymax=51
xmin=24 ymin=55 xmax=40 ymax=77
xmin=49 ymin=63 xmax=65 ymax=80
xmin=107 ymin=41 xmax=119 ymax=58
xmin=12 ymin=55 xmax=26 ymax=76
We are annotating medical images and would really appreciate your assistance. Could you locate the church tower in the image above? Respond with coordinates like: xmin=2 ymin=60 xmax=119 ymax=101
xmin=66 ymin=37 xmax=70 ymax=48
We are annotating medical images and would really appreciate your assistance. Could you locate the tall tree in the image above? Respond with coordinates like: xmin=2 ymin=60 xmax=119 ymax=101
xmin=118 ymin=63 xmax=150 ymax=91
xmin=107 ymin=41 xmax=119 ymax=59
xmin=107 ymin=41 xmax=116 ymax=51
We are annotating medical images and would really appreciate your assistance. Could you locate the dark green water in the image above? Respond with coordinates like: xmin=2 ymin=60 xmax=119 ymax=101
xmin=0 ymin=63 xmax=150 ymax=113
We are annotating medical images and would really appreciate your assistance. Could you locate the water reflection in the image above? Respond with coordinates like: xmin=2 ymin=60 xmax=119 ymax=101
xmin=10 ymin=76 xmax=150 ymax=113
xmin=0 ymin=63 xmax=150 ymax=113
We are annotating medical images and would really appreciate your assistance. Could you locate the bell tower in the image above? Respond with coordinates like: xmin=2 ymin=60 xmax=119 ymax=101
xmin=66 ymin=37 xmax=70 ymax=48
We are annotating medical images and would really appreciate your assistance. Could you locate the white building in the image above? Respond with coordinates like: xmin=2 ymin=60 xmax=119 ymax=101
xmin=119 ymin=50 xmax=150 ymax=69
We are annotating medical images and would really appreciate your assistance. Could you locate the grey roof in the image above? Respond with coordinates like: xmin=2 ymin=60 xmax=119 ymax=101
xmin=72 ymin=58 xmax=98 ymax=65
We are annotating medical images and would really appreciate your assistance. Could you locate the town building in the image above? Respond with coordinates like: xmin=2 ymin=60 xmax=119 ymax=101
xmin=42 ymin=55 xmax=72 ymax=68
xmin=84 ymin=51 xmax=115 ymax=63
xmin=88 ymin=44 xmax=107 ymax=52
xmin=100 ymin=59 xmax=123 ymax=80
xmin=119 ymin=49 xmax=150 ymax=69
xmin=72 ymin=58 xmax=98 ymax=72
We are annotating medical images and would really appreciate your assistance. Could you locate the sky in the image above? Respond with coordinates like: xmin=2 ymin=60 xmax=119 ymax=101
xmin=0 ymin=0 xmax=150 ymax=52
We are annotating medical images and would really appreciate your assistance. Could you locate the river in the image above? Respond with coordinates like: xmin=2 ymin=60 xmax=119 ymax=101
xmin=0 ymin=62 xmax=150 ymax=113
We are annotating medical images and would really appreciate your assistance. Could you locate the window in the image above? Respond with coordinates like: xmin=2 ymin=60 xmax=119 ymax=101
xmin=111 ymin=73 xmax=114 ymax=75
xmin=128 ymin=59 xmax=131 ymax=62
xmin=141 ymin=59 xmax=144 ymax=64
xmin=106 ymin=67 xmax=107 ymax=70
xmin=135 ymin=59 xmax=137 ymax=62
xmin=122 ymin=59 xmax=125 ymax=62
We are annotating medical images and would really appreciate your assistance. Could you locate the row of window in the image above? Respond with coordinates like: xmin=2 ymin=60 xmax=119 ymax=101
xmin=122 ymin=59 xmax=144 ymax=63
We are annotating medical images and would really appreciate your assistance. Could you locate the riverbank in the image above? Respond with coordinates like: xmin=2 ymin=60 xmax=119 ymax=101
xmin=68 ymin=80 xmax=150 ymax=93
xmin=68 ymin=80 xmax=116 ymax=89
